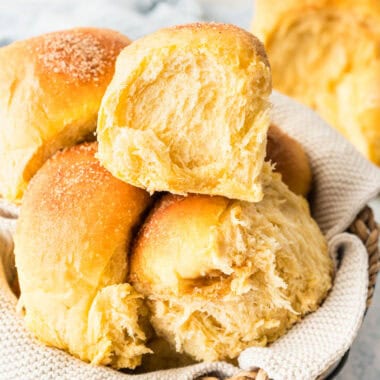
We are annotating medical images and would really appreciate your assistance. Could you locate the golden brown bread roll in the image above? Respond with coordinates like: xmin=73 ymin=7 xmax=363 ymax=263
xmin=130 ymin=164 xmax=333 ymax=362
xmin=253 ymin=0 xmax=380 ymax=165
xmin=14 ymin=143 xmax=152 ymax=369
xmin=0 ymin=28 xmax=130 ymax=201
xmin=266 ymin=124 xmax=312 ymax=196
xmin=97 ymin=22 xmax=272 ymax=202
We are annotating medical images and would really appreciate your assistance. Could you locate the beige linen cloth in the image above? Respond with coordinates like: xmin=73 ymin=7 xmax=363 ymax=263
xmin=0 ymin=91 xmax=380 ymax=380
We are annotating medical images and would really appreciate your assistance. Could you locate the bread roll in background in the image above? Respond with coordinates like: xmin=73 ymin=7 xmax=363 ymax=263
xmin=266 ymin=124 xmax=312 ymax=196
xmin=0 ymin=28 xmax=130 ymax=201
xmin=253 ymin=0 xmax=380 ymax=165
xmin=97 ymin=22 xmax=271 ymax=202
xmin=14 ymin=143 xmax=152 ymax=369
xmin=130 ymin=164 xmax=333 ymax=362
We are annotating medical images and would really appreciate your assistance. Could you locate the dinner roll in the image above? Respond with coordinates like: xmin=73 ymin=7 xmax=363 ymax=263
xmin=266 ymin=124 xmax=312 ymax=196
xmin=97 ymin=22 xmax=271 ymax=202
xmin=253 ymin=0 xmax=380 ymax=165
xmin=130 ymin=164 xmax=332 ymax=362
xmin=14 ymin=143 xmax=151 ymax=369
xmin=0 ymin=28 xmax=130 ymax=201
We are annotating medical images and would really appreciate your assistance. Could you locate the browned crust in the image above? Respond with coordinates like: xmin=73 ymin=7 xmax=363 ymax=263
xmin=0 ymin=28 xmax=131 ymax=201
xmin=266 ymin=124 xmax=312 ymax=196
xmin=129 ymin=193 xmax=229 ymax=293
xmin=22 ymin=27 xmax=131 ymax=84
xmin=169 ymin=22 xmax=270 ymax=68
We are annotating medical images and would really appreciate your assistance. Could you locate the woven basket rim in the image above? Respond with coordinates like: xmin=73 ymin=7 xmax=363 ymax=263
xmin=198 ymin=205 xmax=380 ymax=380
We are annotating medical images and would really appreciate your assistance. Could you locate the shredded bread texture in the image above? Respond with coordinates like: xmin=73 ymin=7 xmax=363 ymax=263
xmin=130 ymin=165 xmax=333 ymax=361
xmin=97 ymin=23 xmax=271 ymax=202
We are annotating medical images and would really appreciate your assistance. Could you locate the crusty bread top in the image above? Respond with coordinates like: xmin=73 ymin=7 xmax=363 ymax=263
xmin=171 ymin=22 xmax=269 ymax=66
xmin=15 ymin=142 xmax=151 ymax=290
xmin=130 ymin=193 xmax=231 ymax=294
xmin=25 ymin=27 xmax=129 ymax=83
xmin=0 ymin=28 xmax=130 ymax=201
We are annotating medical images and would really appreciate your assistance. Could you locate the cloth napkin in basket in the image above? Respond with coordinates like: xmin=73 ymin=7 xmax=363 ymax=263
xmin=0 ymin=91 xmax=379 ymax=380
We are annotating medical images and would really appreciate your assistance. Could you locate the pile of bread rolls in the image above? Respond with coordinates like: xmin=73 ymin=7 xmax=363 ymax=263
xmin=0 ymin=23 xmax=332 ymax=371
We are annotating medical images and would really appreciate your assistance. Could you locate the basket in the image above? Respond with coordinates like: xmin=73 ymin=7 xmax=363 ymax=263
xmin=197 ymin=206 xmax=380 ymax=380
xmin=1 ymin=89 xmax=379 ymax=379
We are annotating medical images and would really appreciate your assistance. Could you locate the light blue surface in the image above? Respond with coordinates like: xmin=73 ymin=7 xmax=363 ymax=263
xmin=0 ymin=0 xmax=379 ymax=378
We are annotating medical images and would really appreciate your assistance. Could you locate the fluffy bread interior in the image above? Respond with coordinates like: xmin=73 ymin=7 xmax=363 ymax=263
xmin=130 ymin=165 xmax=333 ymax=361
xmin=98 ymin=23 xmax=271 ymax=201
xmin=253 ymin=0 xmax=380 ymax=164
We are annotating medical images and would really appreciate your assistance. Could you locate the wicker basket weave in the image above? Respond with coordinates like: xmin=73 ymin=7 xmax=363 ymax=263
xmin=198 ymin=206 xmax=380 ymax=380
